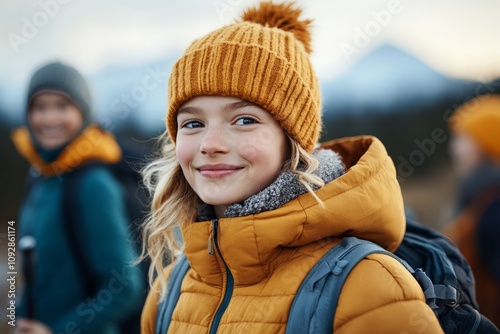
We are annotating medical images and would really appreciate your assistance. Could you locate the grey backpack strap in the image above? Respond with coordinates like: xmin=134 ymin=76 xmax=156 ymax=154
xmin=155 ymin=254 xmax=190 ymax=334
xmin=286 ymin=237 xmax=399 ymax=334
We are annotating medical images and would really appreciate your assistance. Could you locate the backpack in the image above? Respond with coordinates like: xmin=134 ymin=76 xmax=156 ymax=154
xmin=22 ymin=140 xmax=150 ymax=334
xmin=155 ymin=218 xmax=500 ymax=334
xmin=445 ymin=187 xmax=500 ymax=328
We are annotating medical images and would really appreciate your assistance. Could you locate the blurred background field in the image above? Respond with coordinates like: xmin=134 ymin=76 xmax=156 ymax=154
xmin=1 ymin=0 xmax=500 ymax=332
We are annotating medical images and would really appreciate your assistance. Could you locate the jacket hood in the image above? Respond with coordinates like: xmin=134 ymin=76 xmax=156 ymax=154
xmin=12 ymin=125 xmax=121 ymax=177
xmin=181 ymin=135 xmax=406 ymax=286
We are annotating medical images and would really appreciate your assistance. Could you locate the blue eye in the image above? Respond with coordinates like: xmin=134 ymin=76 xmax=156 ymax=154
xmin=182 ymin=120 xmax=203 ymax=128
xmin=235 ymin=117 xmax=257 ymax=125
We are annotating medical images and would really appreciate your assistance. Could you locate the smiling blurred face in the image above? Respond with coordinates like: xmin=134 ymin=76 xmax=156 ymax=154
xmin=449 ymin=132 xmax=483 ymax=177
xmin=175 ymin=96 xmax=289 ymax=218
xmin=28 ymin=92 xmax=83 ymax=150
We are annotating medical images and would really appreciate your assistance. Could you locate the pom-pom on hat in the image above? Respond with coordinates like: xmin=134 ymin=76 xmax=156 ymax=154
xmin=450 ymin=94 xmax=500 ymax=160
xmin=167 ymin=1 xmax=321 ymax=152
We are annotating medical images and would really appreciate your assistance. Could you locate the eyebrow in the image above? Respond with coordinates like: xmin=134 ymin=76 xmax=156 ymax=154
xmin=223 ymin=100 xmax=256 ymax=112
xmin=177 ymin=106 xmax=202 ymax=116
xmin=177 ymin=100 xmax=256 ymax=116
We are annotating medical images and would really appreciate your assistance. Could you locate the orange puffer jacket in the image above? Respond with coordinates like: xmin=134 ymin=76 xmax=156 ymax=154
xmin=141 ymin=136 xmax=443 ymax=334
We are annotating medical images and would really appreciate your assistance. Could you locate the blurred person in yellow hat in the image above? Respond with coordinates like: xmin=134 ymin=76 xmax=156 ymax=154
xmin=445 ymin=94 xmax=500 ymax=327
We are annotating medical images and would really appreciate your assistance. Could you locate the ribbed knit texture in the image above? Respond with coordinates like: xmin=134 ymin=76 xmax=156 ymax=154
xmin=167 ymin=8 xmax=321 ymax=152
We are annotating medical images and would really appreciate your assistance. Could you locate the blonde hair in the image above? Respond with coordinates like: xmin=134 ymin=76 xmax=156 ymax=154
xmin=140 ymin=132 xmax=324 ymax=294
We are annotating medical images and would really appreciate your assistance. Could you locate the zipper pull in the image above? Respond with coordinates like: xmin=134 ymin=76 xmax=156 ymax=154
xmin=208 ymin=235 xmax=215 ymax=255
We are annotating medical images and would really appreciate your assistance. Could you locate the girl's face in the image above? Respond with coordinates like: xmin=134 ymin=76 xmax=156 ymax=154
xmin=176 ymin=96 xmax=288 ymax=218
xmin=28 ymin=92 xmax=83 ymax=150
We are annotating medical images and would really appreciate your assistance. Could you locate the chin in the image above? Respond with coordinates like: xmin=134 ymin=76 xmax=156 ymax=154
xmin=40 ymin=142 xmax=63 ymax=150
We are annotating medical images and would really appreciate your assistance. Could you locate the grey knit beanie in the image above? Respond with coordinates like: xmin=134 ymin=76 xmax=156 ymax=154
xmin=26 ymin=61 xmax=92 ymax=128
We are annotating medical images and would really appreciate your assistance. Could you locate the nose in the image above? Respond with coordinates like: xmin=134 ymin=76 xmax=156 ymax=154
xmin=200 ymin=126 xmax=229 ymax=155
xmin=40 ymin=108 xmax=59 ymax=125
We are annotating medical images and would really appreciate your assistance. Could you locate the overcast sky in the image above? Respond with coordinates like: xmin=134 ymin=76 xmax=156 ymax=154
xmin=2 ymin=0 xmax=500 ymax=113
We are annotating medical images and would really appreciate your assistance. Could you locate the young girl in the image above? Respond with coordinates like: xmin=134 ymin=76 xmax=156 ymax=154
xmin=141 ymin=2 xmax=443 ymax=333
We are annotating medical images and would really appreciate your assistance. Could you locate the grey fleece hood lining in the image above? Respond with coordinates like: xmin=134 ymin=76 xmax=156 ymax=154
xmin=197 ymin=149 xmax=345 ymax=221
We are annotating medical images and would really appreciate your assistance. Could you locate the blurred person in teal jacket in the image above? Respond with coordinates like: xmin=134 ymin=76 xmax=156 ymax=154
xmin=11 ymin=61 xmax=143 ymax=334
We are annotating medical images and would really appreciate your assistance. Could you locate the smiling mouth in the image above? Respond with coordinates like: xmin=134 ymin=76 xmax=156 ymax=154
xmin=40 ymin=127 xmax=63 ymax=137
xmin=197 ymin=165 xmax=243 ymax=178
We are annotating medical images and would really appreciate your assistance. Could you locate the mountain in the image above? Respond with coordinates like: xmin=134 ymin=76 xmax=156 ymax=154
xmin=318 ymin=44 xmax=497 ymax=175
xmin=322 ymin=44 xmax=477 ymax=115
xmin=0 ymin=44 xmax=496 ymax=144
xmin=88 ymin=60 xmax=173 ymax=136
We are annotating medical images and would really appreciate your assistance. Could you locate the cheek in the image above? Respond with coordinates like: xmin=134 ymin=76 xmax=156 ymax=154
xmin=237 ymin=132 xmax=271 ymax=162
xmin=66 ymin=111 xmax=84 ymax=130
xmin=238 ymin=129 xmax=287 ymax=166
xmin=175 ymin=138 xmax=196 ymax=170
xmin=452 ymin=136 xmax=473 ymax=161
xmin=28 ymin=112 xmax=41 ymax=128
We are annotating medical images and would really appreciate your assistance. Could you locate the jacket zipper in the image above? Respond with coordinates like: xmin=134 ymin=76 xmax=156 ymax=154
xmin=208 ymin=219 xmax=234 ymax=334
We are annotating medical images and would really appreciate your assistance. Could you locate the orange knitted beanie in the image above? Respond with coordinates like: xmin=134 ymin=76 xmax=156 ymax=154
xmin=450 ymin=94 xmax=500 ymax=160
xmin=167 ymin=1 xmax=321 ymax=152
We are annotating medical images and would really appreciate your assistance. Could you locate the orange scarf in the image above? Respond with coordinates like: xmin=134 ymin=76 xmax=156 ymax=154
xmin=12 ymin=125 xmax=121 ymax=177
